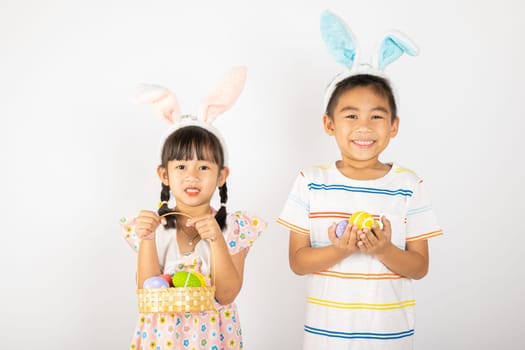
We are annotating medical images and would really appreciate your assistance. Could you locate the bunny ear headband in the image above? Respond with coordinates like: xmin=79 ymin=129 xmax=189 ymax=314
xmin=133 ymin=66 xmax=248 ymax=166
xmin=320 ymin=10 xmax=419 ymax=112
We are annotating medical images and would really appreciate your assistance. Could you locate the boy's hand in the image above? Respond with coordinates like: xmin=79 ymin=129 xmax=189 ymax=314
xmin=135 ymin=210 xmax=165 ymax=240
xmin=328 ymin=222 xmax=359 ymax=256
xmin=357 ymin=216 xmax=393 ymax=255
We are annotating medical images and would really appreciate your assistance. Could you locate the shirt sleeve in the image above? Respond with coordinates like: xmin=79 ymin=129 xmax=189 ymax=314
xmin=405 ymin=179 xmax=443 ymax=242
xmin=120 ymin=215 xmax=140 ymax=252
xmin=277 ymin=171 xmax=311 ymax=235
xmin=224 ymin=211 xmax=267 ymax=255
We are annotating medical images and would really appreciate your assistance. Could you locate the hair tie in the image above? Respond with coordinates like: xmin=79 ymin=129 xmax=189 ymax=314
xmin=158 ymin=201 xmax=169 ymax=209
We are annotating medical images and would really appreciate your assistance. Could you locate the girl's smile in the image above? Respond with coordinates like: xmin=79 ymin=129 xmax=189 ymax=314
xmin=184 ymin=186 xmax=201 ymax=196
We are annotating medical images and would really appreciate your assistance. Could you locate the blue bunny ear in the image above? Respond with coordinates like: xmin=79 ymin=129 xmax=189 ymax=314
xmin=320 ymin=10 xmax=359 ymax=69
xmin=376 ymin=31 xmax=419 ymax=71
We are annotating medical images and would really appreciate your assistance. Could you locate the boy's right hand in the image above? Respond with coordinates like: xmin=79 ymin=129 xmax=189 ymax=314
xmin=135 ymin=210 xmax=166 ymax=240
xmin=328 ymin=222 xmax=359 ymax=255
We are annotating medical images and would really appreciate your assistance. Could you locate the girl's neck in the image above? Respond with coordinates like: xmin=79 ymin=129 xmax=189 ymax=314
xmin=336 ymin=159 xmax=391 ymax=180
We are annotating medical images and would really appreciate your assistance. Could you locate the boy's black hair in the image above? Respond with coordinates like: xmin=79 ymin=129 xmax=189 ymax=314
xmin=157 ymin=126 xmax=228 ymax=230
xmin=325 ymin=74 xmax=397 ymax=122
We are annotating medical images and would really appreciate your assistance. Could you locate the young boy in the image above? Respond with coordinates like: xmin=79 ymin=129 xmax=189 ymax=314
xmin=277 ymin=11 xmax=442 ymax=350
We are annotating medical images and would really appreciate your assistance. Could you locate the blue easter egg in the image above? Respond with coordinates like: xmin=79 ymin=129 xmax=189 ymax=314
xmin=143 ymin=276 xmax=170 ymax=289
xmin=335 ymin=220 xmax=348 ymax=238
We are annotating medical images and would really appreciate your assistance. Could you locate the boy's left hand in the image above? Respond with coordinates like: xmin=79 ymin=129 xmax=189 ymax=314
xmin=357 ymin=216 xmax=393 ymax=255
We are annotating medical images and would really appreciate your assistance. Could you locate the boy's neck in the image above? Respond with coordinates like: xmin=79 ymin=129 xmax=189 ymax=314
xmin=335 ymin=159 xmax=392 ymax=180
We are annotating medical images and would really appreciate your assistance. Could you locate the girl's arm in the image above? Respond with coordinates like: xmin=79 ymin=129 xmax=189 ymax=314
xmin=135 ymin=210 xmax=163 ymax=288
xmin=188 ymin=214 xmax=247 ymax=305
xmin=137 ymin=239 xmax=162 ymax=288
xmin=209 ymin=238 xmax=247 ymax=305
xmin=289 ymin=222 xmax=360 ymax=275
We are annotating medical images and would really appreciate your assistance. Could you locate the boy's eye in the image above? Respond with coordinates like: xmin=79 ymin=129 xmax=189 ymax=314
xmin=345 ymin=114 xmax=358 ymax=119
xmin=372 ymin=115 xmax=384 ymax=119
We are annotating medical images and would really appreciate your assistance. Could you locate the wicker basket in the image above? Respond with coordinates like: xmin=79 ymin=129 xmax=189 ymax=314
xmin=137 ymin=286 xmax=217 ymax=313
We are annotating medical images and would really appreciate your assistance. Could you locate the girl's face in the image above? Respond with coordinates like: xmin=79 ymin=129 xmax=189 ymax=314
xmin=157 ymin=155 xmax=229 ymax=212
xmin=323 ymin=86 xmax=399 ymax=168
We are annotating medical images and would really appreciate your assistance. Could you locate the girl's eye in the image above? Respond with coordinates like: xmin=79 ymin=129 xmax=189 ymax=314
xmin=199 ymin=165 xmax=210 ymax=171
xmin=176 ymin=165 xmax=185 ymax=170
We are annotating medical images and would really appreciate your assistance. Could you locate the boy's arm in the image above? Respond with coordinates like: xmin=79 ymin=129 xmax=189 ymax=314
xmin=289 ymin=223 xmax=360 ymax=275
xmin=358 ymin=216 xmax=429 ymax=280
xmin=376 ymin=240 xmax=428 ymax=280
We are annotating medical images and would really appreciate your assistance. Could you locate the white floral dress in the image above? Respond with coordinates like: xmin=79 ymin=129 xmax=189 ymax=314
xmin=121 ymin=210 xmax=266 ymax=350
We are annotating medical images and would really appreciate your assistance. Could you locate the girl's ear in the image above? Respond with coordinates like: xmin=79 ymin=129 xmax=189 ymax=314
xmin=218 ymin=167 xmax=230 ymax=187
xmin=201 ymin=66 xmax=247 ymax=124
xmin=157 ymin=166 xmax=170 ymax=186
xmin=323 ymin=114 xmax=336 ymax=135
xmin=375 ymin=31 xmax=419 ymax=71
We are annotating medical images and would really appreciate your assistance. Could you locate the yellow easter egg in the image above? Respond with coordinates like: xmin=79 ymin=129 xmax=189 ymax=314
xmin=348 ymin=211 xmax=378 ymax=230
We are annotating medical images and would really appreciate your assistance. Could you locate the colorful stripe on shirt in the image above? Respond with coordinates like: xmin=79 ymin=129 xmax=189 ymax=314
xmin=304 ymin=325 xmax=415 ymax=340
xmin=406 ymin=229 xmax=443 ymax=242
xmin=313 ymin=270 xmax=405 ymax=280
xmin=307 ymin=297 xmax=416 ymax=310
xmin=277 ymin=218 xmax=310 ymax=235
xmin=307 ymin=183 xmax=413 ymax=197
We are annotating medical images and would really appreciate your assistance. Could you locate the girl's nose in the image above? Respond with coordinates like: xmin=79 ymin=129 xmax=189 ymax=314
xmin=184 ymin=167 xmax=199 ymax=180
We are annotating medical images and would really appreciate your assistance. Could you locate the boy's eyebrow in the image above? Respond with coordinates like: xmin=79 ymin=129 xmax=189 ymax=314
xmin=338 ymin=105 xmax=389 ymax=113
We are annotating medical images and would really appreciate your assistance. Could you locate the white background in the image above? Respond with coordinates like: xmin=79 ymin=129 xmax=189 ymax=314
xmin=1 ymin=0 xmax=524 ymax=349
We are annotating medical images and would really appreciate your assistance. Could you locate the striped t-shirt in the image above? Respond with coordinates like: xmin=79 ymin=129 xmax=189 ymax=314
xmin=278 ymin=163 xmax=442 ymax=350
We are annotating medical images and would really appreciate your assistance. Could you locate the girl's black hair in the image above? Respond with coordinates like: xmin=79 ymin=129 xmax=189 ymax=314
xmin=157 ymin=125 xmax=228 ymax=230
xmin=325 ymin=74 xmax=397 ymax=122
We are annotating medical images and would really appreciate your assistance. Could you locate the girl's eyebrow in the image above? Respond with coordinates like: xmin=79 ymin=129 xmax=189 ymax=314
xmin=338 ymin=106 xmax=389 ymax=113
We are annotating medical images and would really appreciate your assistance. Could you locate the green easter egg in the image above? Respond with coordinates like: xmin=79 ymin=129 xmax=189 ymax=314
xmin=172 ymin=271 xmax=205 ymax=288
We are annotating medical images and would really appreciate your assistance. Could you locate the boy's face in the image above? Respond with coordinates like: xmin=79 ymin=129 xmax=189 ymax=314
xmin=323 ymin=86 xmax=399 ymax=167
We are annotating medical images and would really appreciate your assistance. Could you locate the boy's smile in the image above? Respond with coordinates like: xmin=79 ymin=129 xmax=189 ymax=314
xmin=323 ymin=86 xmax=399 ymax=172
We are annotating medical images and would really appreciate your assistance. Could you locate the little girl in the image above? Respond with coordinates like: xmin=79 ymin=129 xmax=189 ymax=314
xmin=120 ymin=67 xmax=266 ymax=350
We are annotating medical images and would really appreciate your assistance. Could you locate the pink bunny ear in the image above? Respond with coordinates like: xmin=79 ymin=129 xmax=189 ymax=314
xmin=133 ymin=84 xmax=181 ymax=124
xmin=201 ymin=66 xmax=247 ymax=123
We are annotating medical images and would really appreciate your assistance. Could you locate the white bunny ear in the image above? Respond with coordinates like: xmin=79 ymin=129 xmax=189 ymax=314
xmin=375 ymin=30 xmax=419 ymax=71
xmin=320 ymin=10 xmax=359 ymax=70
xmin=133 ymin=84 xmax=181 ymax=124
xmin=201 ymin=66 xmax=247 ymax=124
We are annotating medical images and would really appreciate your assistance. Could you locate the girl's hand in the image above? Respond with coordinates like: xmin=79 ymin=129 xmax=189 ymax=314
xmin=357 ymin=216 xmax=393 ymax=255
xmin=328 ymin=222 xmax=359 ymax=256
xmin=135 ymin=210 xmax=165 ymax=240
xmin=186 ymin=214 xmax=223 ymax=242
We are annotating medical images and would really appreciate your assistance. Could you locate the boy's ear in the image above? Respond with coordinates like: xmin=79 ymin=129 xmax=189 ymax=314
xmin=157 ymin=166 xmax=169 ymax=186
xmin=218 ymin=167 xmax=230 ymax=187
xmin=390 ymin=116 xmax=400 ymax=137
xmin=323 ymin=114 xmax=335 ymax=135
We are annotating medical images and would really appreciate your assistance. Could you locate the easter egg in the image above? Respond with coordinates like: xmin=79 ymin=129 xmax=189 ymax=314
xmin=160 ymin=274 xmax=173 ymax=287
xmin=143 ymin=276 xmax=170 ymax=289
xmin=172 ymin=271 xmax=207 ymax=288
xmin=335 ymin=220 xmax=348 ymax=238
xmin=349 ymin=211 xmax=379 ymax=230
